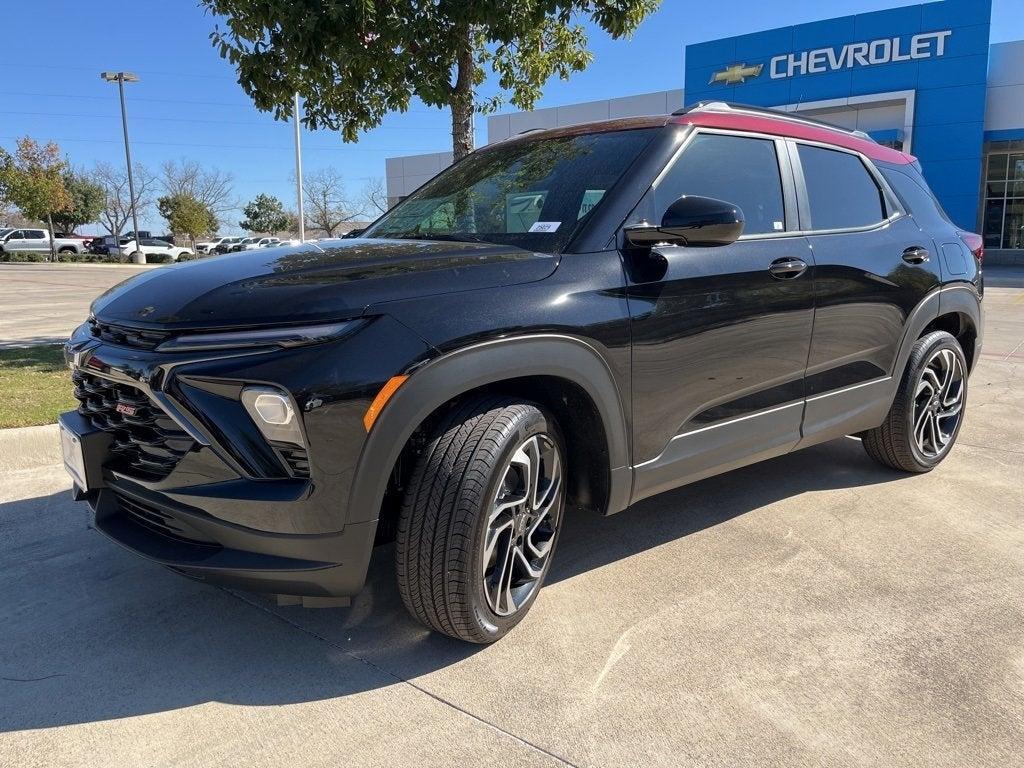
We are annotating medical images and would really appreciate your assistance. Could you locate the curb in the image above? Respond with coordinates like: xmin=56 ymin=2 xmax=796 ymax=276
xmin=0 ymin=424 xmax=61 ymax=472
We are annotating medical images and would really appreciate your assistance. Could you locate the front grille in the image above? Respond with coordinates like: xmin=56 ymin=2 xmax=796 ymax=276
xmin=73 ymin=370 xmax=195 ymax=479
xmin=113 ymin=491 xmax=217 ymax=545
xmin=89 ymin=317 xmax=172 ymax=350
xmin=276 ymin=445 xmax=310 ymax=478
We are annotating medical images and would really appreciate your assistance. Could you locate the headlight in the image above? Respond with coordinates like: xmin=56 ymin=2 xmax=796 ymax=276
xmin=155 ymin=320 xmax=361 ymax=352
xmin=241 ymin=386 xmax=304 ymax=445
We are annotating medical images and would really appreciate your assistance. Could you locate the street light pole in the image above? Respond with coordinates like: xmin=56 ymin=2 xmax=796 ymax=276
xmin=101 ymin=71 xmax=142 ymax=262
xmin=293 ymin=92 xmax=305 ymax=243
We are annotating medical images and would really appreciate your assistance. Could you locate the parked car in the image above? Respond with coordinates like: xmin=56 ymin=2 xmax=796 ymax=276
xmin=228 ymin=236 xmax=260 ymax=252
xmin=60 ymin=102 xmax=983 ymax=644
xmin=0 ymin=228 xmax=89 ymax=254
xmin=230 ymin=236 xmax=281 ymax=252
xmin=197 ymin=236 xmax=241 ymax=254
xmin=116 ymin=238 xmax=193 ymax=262
xmin=88 ymin=235 xmax=132 ymax=256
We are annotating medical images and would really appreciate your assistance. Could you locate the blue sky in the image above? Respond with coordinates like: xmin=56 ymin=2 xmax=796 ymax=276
xmin=2 ymin=0 xmax=1021 ymax=233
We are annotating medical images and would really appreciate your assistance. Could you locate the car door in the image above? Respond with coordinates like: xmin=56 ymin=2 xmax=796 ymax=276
xmin=25 ymin=229 xmax=49 ymax=251
xmin=627 ymin=130 xmax=816 ymax=503
xmin=3 ymin=230 xmax=26 ymax=250
xmin=788 ymin=141 xmax=944 ymax=445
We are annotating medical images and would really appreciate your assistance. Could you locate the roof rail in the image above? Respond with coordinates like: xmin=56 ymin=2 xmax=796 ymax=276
xmin=674 ymin=101 xmax=876 ymax=143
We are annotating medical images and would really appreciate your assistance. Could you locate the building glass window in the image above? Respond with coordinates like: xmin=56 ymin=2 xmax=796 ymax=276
xmin=983 ymin=148 xmax=1024 ymax=249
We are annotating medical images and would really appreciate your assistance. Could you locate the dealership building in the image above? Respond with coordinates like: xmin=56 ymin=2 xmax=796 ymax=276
xmin=385 ymin=0 xmax=1024 ymax=259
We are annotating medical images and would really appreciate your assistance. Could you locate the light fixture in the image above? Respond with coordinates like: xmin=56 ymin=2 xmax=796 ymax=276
xmin=156 ymin=320 xmax=361 ymax=352
xmin=241 ymin=386 xmax=304 ymax=445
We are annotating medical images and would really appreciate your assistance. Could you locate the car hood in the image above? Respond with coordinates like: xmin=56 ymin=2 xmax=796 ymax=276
xmin=91 ymin=238 xmax=558 ymax=330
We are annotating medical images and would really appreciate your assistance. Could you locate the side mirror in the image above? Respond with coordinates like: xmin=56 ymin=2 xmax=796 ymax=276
xmin=624 ymin=195 xmax=744 ymax=248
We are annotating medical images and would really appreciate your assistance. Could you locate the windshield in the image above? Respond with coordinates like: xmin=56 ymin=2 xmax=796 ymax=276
xmin=365 ymin=128 xmax=658 ymax=253
xmin=241 ymin=237 xmax=258 ymax=244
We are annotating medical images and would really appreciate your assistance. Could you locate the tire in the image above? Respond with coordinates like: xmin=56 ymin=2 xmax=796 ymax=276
xmin=395 ymin=397 xmax=565 ymax=644
xmin=862 ymin=330 xmax=967 ymax=473
xmin=57 ymin=247 xmax=76 ymax=254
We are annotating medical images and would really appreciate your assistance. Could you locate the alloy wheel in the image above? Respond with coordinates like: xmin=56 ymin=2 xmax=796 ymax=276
xmin=482 ymin=434 xmax=563 ymax=617
xmin=913 ymin=347 xmax=964 ymax=459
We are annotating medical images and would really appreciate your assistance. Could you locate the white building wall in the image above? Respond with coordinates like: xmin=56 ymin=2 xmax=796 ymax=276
xmin=385 ymin=150 xmax=453 ymax=207
xmin=985 ymin=41 xmax=1024 ymax=133
xmin=486 ymin=89 xmax=684 ymax=143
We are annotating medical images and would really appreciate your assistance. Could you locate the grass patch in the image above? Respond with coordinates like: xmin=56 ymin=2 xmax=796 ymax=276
xmin=0 ymin=345 xmax=76 ymax=428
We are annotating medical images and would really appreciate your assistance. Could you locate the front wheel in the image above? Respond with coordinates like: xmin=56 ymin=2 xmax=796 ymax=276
xmin=396 ymin=397 xmax=565 ymax=643
xmin=862 ymin=330 xmax=967 ymax=472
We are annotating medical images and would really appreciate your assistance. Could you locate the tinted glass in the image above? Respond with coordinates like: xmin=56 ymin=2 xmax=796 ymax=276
xmin=655 ymin=133 xmax=785 ymax=235
xmin=366 ymin=128 xmax=658 ymax=253
xmin=26 ymin=230 xmax=46 ymax=239
xmin=880 ymin=167 xmax=952 ymax=231
xmin=798 ymin=144 xmax=885 ymax=230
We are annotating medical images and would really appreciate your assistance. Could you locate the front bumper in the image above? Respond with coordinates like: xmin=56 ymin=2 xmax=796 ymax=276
xmin=89 ymin=478 xmax=378 ymax=597
xmin=62 ymin=313 xmax=434 ymax=597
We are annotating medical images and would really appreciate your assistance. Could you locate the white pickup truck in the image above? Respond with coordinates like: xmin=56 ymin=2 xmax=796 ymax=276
xmin=0 ymin=228 xmax=90 ymax=254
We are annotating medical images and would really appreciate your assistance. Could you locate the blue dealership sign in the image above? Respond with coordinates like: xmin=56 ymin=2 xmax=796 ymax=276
xmin=684 ymin=0 xmax=992 ymax=229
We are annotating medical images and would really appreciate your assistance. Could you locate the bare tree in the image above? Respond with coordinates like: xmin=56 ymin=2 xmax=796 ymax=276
xmin=359 ymin=177 xmax=390 ymax=217
xmin=160 ymin=159 xmax=237 ymax=226
xmin=91 ymin=161 xmax=157 ymax=237
xmin=302 ymin=167 xmax=362 ymax=237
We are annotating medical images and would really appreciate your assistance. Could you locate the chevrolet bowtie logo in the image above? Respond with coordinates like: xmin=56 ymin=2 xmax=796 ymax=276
xmin=709 ymin=63 xmax=764 ymax=85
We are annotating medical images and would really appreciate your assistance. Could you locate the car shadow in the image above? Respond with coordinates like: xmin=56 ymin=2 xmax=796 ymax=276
xmin=0 ymin=436 xmax=907 ymax=733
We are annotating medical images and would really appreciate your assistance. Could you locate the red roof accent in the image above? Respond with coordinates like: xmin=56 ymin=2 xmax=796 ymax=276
xmin=669 ymin=111 xmax=916 ymax=165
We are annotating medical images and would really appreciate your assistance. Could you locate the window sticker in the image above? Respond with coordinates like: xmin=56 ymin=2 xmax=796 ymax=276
xmin=528 ymin=221 xmax=561 ymax=233
xmin=506 ymin=192 xmax=547 ymax=233
xmin=773 ymin=221 xmax=784 ymax=231
xmin=577 ymin=189 xmax=606 ymax=219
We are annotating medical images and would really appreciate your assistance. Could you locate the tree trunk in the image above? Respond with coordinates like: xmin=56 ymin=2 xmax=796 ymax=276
xmin=46 ymin=213 xmax=57 ymax=262
xmin=450 ymin=26 xmax=476 ymax=161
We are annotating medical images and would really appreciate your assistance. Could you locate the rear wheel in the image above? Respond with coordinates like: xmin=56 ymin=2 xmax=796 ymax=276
xmin=395 ymin=397 xmax=565 ymax=643
xmin=862 ymin=331 xmax=967 ymax=472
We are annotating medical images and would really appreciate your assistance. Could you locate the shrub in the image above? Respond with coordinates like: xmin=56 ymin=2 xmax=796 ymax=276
xmin=0 ymin=251 xmax=47 ymax=262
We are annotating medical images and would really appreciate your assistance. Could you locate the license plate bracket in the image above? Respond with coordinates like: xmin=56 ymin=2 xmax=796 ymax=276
xmin=57 ymin=411 xmax=112 ymax=494
xmin=60 ymin=421 xmax=88 ymax=491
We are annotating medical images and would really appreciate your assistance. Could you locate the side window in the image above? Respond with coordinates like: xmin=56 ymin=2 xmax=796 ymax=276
xmin=9 ymin=230 xmax=24 ymax=239
xmin=655 ymin=133 xmax=786 ymax=236
xmin=797 ymin=144 xmax=886 ymax=230
xmin=26 ymin=230 xmax=46 ymax=239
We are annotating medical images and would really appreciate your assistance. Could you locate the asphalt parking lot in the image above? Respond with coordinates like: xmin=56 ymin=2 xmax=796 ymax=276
xmin=0 ymin=267 xmax=1022 ymax=767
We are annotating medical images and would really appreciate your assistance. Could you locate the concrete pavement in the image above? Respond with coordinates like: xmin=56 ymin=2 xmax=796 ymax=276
xmin=0 ymin=264 xmax=155 ymax=348
xmin=0 ymin=270 xmax=1022 ymax=767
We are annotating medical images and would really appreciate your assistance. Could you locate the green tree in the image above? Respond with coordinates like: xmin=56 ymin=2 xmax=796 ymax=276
xmin=0 ymin=137 xmax=71 ymax=259
xmin=203 ymin=0 xmax=660 ymax=159
xmin=158 ymin=193 xmax=216 ymax=251
xmin=50 ymin=171 xmax=105 ymax=235
xmin=239 ymin=193 xmax=289 ymax=234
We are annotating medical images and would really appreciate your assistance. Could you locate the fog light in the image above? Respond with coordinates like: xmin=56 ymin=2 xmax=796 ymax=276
xmin=253 ymin=392 xmax=293 ymax=425
xmin=241 ymin=386 xmax=304 ymax=445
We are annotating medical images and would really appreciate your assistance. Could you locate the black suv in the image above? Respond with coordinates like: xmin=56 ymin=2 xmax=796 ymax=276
xmin=61 ymin=103 xmax=983 ymax=644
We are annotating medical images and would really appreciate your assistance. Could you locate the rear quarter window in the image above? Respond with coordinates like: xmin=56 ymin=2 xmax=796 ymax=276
xmin=880 ymin=167 xmax=954 ymax=232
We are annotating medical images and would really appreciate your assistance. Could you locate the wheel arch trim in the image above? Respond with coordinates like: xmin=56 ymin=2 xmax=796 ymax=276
xmin=894 ymin=284 xmax=982 ymax=379
xmin=346 ymin=334 xmax=632 ymax=528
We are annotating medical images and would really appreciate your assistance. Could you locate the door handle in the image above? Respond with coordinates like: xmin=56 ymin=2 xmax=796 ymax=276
xmin=768 ymin=257 xmax=808 ymax=280
xmin=902 ymin=246 xmax=930 ymax=265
